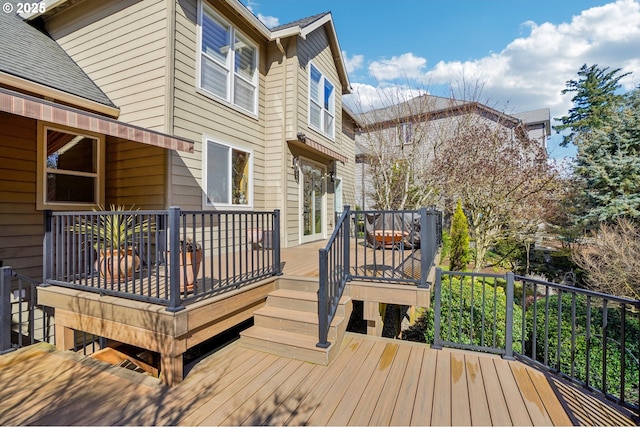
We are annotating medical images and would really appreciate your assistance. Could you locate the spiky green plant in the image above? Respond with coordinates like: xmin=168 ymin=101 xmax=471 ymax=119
xmin=71 ymin=205 xmax=154 ymax=251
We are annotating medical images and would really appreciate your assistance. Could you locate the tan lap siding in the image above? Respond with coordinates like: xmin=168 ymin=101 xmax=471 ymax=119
xmin=0 ymin=113 xmax=42 ymax=278
xmin=45 ymin=0 xmax=168 ymax=131
xmin=170 ymin=0 xmax=266 ymax=210
xmin=105 ymin=139 xmax=167 ymax=209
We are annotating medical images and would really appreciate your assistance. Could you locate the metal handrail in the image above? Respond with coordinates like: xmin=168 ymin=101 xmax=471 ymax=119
xmin=432 ymin=269 xmax=640 ymax=415
xmin=317 ymin=206 xmax=351 ymax=348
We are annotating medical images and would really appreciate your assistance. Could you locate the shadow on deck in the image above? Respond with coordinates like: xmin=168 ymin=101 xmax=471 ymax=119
xmin=0 ymin=336 xmax=637 ymax=426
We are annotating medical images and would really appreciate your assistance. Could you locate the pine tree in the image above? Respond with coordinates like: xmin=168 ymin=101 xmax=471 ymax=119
xmin=554 ymin=64 xmax=629 ymax=147
xmin=575 ymin=87 xmax=640 ymax=224
xmin=449 ymin=200 xmax=469 ymax=271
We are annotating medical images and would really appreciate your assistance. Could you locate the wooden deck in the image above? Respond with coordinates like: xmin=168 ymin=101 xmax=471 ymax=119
xmin=1 ymin=336 xmax=637 ymax=426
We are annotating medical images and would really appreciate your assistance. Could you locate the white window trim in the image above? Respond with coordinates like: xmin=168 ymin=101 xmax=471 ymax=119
xmin=202 ymin=136 xmax=254 ymax=210
xmin=36 ymin=121 xmax=105 ymax=211
xmin=196 ymin=1 xmax=259 ymax=117
xmin=308 ymin=62 xmax=335 ymax=140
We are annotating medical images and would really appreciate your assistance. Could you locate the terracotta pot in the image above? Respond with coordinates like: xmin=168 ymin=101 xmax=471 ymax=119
xmin=96 ymin=248 xmax=140 ymax=282
xmin=168 ymin=249 xmax=203 ymax=293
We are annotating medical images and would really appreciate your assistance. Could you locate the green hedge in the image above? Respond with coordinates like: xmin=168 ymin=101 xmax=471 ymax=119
xmin=526 ymin=293 xmax=639 ymax=404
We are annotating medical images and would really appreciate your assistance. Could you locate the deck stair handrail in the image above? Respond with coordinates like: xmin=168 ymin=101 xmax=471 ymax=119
xmin=1 ymin=266 xmax=53 ymax=354
xmin=43 ymin=208 xmax=281 ymax=311
xmin=432 ymin=268 xmax=640 ymax=415
xmin=317 ymin=206 xmax=351 ymax=348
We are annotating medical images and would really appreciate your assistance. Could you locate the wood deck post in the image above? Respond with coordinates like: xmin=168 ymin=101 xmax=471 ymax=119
xmin=364 ymin=301 xmax=382 ymax=336
xmin=160 ymin=352 xmax=183 ymax=386
xmin=55 ymin=323 xmax=76 ymax=351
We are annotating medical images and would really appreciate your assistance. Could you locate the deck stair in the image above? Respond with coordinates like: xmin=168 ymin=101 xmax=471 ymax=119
xmin=240 ymin=276 xmax=352 ymax=365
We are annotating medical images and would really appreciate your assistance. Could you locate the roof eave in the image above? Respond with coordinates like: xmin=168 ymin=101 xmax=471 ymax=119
xmin=272 ymin=14 xmax=351 ymax=94
xmin=223 ymin=0 xmax=271 ymax=39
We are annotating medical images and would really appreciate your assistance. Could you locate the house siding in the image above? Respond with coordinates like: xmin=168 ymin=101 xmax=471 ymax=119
xmin=0 ymin=113 xmax=42 ymax=278
xmin=169 ymin=0 xmax=267 ymax=210
xmin=45 ymin=0 xmax=168 ymax=131
xmin=105 ymin=139 xmax=167 ymax=209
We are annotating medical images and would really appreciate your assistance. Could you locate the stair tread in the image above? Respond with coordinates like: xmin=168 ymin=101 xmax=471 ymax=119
xmin=255 ymin=305 xmax=344 ymax=326
xmin=241 ymin=326 xmax=325 ymax=350
xmin=270 ymin=288 xmax=317 ymax=300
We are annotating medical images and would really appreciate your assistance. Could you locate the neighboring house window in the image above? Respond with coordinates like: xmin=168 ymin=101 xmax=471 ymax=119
xmin=204 ymin=139 xmax=252 ymax=207
xmin=397 ymin=122 xmax=413 ymax=144
xmin=198 ymin=2 xmax=258 ymax=114
xmin=37 ymin=123 xmax=104 ymax=209
xmin=309 ymin=63 xmax=335 ymax=139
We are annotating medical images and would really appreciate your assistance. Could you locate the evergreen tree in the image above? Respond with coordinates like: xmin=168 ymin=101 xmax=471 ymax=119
xmin=555 ymin=64 xmax=639 ymax=225
xmin=554 ymin=64 xmax=630 ymax=147
xmin=449 ymin=200 xmax=469 ymax=271
xmin=575 ymin=87 xmax=640 ymax=223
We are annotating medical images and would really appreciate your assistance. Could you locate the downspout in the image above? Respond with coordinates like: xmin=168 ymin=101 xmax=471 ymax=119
xmin=277 ymin=37 xmax=288 ymax=247
xmin=164 ymin=0 xmax=177 ymax=207
xmin=276 ymin=37 xmax=285 ymax=55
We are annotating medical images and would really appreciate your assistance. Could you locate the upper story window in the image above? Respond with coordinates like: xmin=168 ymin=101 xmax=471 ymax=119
xmin=309 ymin=63 xmax=335 ymax=139
xmin=204 ymin=138 xmax=252 ymax=208
xmin=198 ymin=2 xmax=258 ymax=115
xmin=37 ymin=123 xmax=104 ymax=210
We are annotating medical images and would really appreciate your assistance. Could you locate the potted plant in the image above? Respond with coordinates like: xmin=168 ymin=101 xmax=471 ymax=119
xmin=169 ymin=237 xmax=202 ymax=293
xmin=71 ymin=205 xmax=154 ymax=282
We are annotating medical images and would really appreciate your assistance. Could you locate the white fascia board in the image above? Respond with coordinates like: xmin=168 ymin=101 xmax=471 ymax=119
xmin=20 ymin=0 xmax=68 ymax=19
xmin=223 ymin=0 xmax=271 ymax=39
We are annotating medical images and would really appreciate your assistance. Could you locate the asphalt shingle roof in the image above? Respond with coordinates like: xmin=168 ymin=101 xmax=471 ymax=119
xmin=270 ymin=12 xmax=330 ymax=31
xmin=0 ymin=9 xmax=116 ymax=108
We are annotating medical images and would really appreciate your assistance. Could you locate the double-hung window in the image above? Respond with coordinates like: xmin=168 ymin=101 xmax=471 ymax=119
xmin=199 ymin=3 xmax=258 ymax=114
xmin=37 ymin=123 xmax=104 ymax=209
xmin=204 ymin=139 xmax=252 ymax=208
xmin=309 ymin=63 xmax=335 ymax=139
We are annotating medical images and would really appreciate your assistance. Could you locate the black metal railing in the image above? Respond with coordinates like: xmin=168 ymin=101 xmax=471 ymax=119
xmin=432 ymin=268 xmax=640 ymax=415
xmin=317 ymin=206 xmax=443 ymax=348
xmin=44 ymin=207 xmax=281 ymax=311
xmin=317 ymin=207 xmax=351 ymax=348
xmin=349 ymin=208 xmax=442 ymax=287
xmin=0 ymin=266 xmax=54 ymax=353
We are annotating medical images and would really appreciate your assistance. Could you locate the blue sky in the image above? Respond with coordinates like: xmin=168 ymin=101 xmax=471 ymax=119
xmin=243 ymin=0 xmax=640 ymax=160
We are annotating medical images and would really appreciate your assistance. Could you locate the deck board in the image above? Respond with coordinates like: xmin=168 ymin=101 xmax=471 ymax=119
xmin=369 ymin=343 xmax=412 ymax=426
xmin=389 ymin=346 xmax=423 ymax=426
xmin=411 ymin=345 xmax=438 ymax=426
xmin=346 ymin=341 xmax=398 ymax=426
xmin=431 ymin=348 xmax=453 ymax=425
xmin=450 ymin=351 xmax=472 ymax=426
xmin=479 ymin=356 xmax=514 ymax=426
xmin=1 ymin=334 xmax=637 ymax=426
xmin=464 ymin=353 xmax=493 ymax=426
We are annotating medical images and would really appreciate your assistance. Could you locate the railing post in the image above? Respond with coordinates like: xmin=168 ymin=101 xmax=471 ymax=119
xmin=0 ymin=266 xmax=14 ymax=354
xmin=317 ymin=248 xmax=330 ymax=349
xmin=419 ymin=208 xmax=429 ymax=289
xmin=273 ymin=209 xmax=282 ymax=275
xmin=343 ymin=206 xmax=350 ymax=281
xmin=503 ymin=272 xmax=515 ymax=360
xmin=166 ymin=207 xmax=184 ymax=312
xmin=430 ymin=267 xmax=443 ymax=349
xmin=42 ymin=210 xmax=52 ymax=286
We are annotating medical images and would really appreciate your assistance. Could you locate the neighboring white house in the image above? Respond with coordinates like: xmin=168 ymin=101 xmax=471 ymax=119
xmin=354 ymin=94 xmax=550 ymax=210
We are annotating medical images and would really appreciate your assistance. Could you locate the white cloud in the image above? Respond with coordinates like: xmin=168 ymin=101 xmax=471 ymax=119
xmin=354 ymin=0 xmax=640 ymax=157
xmin=368 ymin=53 xmax=427 ymax=81
xmin=342 ymin=51 xmax=364 ymax=74
xmin=344 ymin=82 xmax=428 ymax=112
xmin=245 ymin=1 xmax=279 ymax=28
xmin=257 ymin=13 xmax=279 ymax=28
